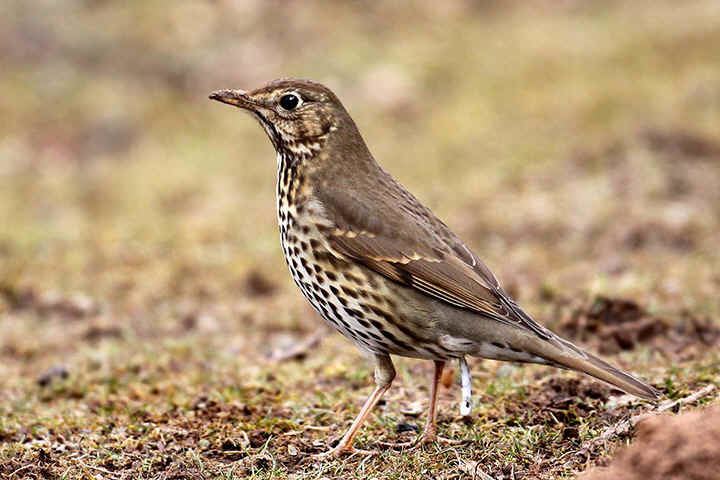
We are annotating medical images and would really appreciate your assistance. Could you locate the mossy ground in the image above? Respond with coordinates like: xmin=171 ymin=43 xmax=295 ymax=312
xmin=1 ymin=1 xmax=719 ymax=478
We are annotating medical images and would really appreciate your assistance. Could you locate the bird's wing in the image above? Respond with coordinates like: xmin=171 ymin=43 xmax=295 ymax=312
xmin=315 ymin=180 xmax=553 ymax=340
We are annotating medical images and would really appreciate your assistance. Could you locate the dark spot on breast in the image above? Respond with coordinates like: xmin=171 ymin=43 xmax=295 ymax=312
xmin=351 ymin=308 xmax=365 ymax=319
xmin=356 ymin=330 xmax=371 ymax=340
xmin=344 ymin=273 xmax=363 ymax=285
xmin=370 ymin=319 xmax=384 ymax=330
xmin=368 ymin=331 xmax=384 ymax=342
xmin=370 ymin=293 xmax=384 ymax=304
xmin=396 ymin=340 xmax=414 ymax=351
xmin=380 ymin=329 xmax=411 ymax=350
xmin=325 ymin=271 xmax=337 ymax=282
xmin=367 ymin=304 xmax=389 ymax=318
xmin=341 ymin=286 xmax=359 ymax=299
xmin=356 ymin=318 xmax=371 ymax=328
xmin=336 ymin=316 xmax=351 ymax=330
xmin=312 ymin=292 xmax=328 ymax=306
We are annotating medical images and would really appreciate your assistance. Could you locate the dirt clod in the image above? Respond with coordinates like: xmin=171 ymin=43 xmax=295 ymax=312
xmin=558 ymin=296 xmax=720 ymax=357
xmin=581 ymin=406 xmax=720 ymax=480
xmin=559 ymin=296 xmax=667 ymax=354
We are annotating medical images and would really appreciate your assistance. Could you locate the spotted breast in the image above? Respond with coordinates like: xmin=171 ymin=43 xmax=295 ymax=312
xmin=275 ymin=152 xmax=456 ymax=361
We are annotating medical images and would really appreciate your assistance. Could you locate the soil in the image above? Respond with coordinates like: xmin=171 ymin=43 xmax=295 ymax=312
xmin=557 ymin=295 xmax=720 ymax=358
xmin=581 ymin=406 xmax=720 ymax=480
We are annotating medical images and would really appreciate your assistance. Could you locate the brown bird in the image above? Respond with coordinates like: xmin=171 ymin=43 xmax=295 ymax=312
xmin=209 ymin=79 xmax=659 ymax=457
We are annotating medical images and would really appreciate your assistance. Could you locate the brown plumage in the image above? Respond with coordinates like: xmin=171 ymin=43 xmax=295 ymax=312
xmin=210 ymin=78 xmax=660 ymax=457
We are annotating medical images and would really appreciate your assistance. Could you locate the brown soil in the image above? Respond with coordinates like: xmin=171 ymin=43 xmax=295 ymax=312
xmin=557 ymin=296 xmax=720 ymax=357
xmin=581 ymin=406 xmax=720 ymax=480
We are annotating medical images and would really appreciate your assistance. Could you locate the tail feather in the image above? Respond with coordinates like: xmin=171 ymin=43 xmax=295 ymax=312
xmin=536 ymin=336 xmax=661 ymax=400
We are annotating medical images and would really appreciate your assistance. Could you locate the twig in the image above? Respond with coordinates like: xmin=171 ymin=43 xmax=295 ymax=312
xmin=655 ymin=384 xmax=716 ymax=413
xmin=8 ymin=464 xmax=32 ymax=478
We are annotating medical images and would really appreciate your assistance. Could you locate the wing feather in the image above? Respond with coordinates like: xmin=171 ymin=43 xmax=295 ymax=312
xmin=318 ymin=183 xmax=552 ymax=340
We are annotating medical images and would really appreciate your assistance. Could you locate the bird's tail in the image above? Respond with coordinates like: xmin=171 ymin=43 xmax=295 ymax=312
xmin=534 ymin=335 xmax=660 ymax=400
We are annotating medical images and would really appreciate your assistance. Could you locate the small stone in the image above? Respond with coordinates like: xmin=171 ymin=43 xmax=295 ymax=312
xmin=396 ymin=423 xmax=419 ymax=433
xmin=400 ymin=401 xmax=423 ymax=417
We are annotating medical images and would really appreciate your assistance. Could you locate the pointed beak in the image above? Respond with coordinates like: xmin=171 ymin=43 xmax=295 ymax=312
xmin=208 ymin=89 xmax=255 ymax=109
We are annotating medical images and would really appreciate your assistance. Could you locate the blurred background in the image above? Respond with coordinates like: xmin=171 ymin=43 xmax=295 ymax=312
xmin=1 ymin=1 xmax=719 ymax=479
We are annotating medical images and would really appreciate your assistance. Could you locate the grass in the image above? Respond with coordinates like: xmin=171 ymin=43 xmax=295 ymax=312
xmin=1 ymin=1 xmax=720 ymax=478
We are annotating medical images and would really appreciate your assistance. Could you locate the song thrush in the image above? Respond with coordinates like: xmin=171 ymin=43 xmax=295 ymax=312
xmin=209 ymin=79 xmax=659 ymax=457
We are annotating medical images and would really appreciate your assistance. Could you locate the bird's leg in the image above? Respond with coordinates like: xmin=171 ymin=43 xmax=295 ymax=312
xmin=381 ymin=359 xmax=450 ymax=449
xmin=316 ymin=354 xmax=395 ymax=458
xmin=417 ymin=360 xmax=445 ymax=444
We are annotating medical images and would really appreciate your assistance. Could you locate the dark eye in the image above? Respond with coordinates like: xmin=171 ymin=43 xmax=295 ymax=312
xmin=279 ymin=93 xmax=301 ymax=111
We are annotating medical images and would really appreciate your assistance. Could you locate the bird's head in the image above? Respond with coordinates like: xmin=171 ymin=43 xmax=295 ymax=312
xmin=210 ymin=78 xmax=349 ymax=156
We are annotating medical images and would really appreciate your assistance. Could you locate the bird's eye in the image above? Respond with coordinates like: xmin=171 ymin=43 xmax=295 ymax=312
xmin=279 ymin=93 xmax=301 ymax=111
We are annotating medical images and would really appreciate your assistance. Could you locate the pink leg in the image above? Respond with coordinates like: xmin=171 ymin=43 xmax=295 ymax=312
xmin=317 ymin=354 xmax=395 ymax=457
xmin=419 ymin=360 xmax=445 ymax=443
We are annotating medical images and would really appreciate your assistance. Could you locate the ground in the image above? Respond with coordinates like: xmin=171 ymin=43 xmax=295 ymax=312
xmin=1 ymin=1 xmax=719 ymax=479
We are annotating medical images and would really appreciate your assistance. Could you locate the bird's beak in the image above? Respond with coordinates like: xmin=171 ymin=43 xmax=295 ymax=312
xmin=208 ymin=89 xmax=256 ymax=110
